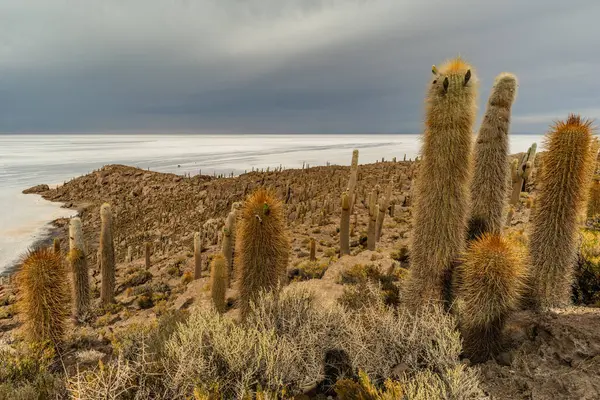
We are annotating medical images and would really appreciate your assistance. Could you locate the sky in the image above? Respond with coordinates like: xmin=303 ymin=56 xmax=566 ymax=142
xmin=1 ymin=0 xmax=599 ymax=134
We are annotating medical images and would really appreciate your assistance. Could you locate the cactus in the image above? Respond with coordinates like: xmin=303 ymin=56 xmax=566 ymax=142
xmin=194 ymin=231 xmax=202 ymax=279
xmin=468 ymin=73 xmax=518 ymax=239
xmin=100 ymin=203 xmax=115 ymax=305
xmin=126 ymin=245 xmax=133 ymax=262
xmin=348 ymin=150 xmax=359 ymax=213
xmin=53 ymin=238 xmax=61 ymax=254
xmin=587 ymin=178 xmax=600 ymax=218
xmin=403 ymin=58 xmax=478 ymax=310
xmin=144 ymin=242 xmax=151 ymax=270
xmin=454 ymin=234 xmax=526 ymax=362
xmin=530 ymin=115 xmax=595 ymax=308
xmin=210 ymin=254 xmax=228 ymax=313
xmin=309 ymin=238 xmax=316 ymax=261
xmin=235 ymin=189 xmax=289 ymax=319
xmin=222 ymin=211 xmax=236 ymax=285
xmin=68 ymin=217 xmax=90 ymax=321
xmin=376 ymin=179 xmax=393 ymax=241
xmin=340 ymin=192 xmax=350 ymax=255
xmin=17 ymin=247 xmax=70 ymax=345
xmin=367 ymin=191 xmax=377 ymax=251
xmin=510 ymin=143 xmax=536 ymax=205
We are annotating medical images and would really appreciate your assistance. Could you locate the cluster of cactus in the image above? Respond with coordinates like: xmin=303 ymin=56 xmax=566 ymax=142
xmin=235 ymin=189 xmax=290 ymax=320
xmin=510 ymin=143 xmax=536 ymax=206
xmin=468 ymin=73 xmax=518 ymax=239
xmin=403 ymin=58 xmax=478 ymax=310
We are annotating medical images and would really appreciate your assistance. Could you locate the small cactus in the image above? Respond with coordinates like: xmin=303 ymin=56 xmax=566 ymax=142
xmin=454 ymin=234 xmax=526 ymax=362
xmin=376 ymin=179 xmax=393 ymax=241
xmin=210 ymin=254 xmax=228 ymax=313
xmin=194 ymin=232 xmax=202 ymax=279
xmin=348 ymin=150 xmax=359 ymax=213
xmin=100 ymin=203 xmax=115 ymax=305
xmin=68 ymin=217 xmax=90 ymax=321
xmin=53 ymin=238 xmax=61 ymax=254
xmin=404 ymin=58 xmax=478 ymax=311
xmin=235 ymin=189 xmax=289 ymax=320
xmin=309 ymin=238 xmax=316 ymax=261
xmin=469 ymin=73 xmax=518 ymax=239
xmin=340 ymin=192 xmax=351 ymax=255
xmin=510 ymin=143 xmax=536 ymax=205
xmin=530 ymin=115 xmax=595 ymax=308
xmin=17 ymin=248 xmax=70 ymax=345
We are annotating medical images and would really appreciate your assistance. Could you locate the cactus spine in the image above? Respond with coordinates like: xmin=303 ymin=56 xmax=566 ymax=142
xmin=235 ymin=189 xmax=289 ymax=319
xmin=194 ymin=232 xmax=202 ymax=279
xmin=210 ymin=254 xmax=228 ymax=313
xmin=340 ymin=192 xmax=350 ymax=255
xmin=376 ymin=179 xmax=393 ymax=241
xmin=17 ymin=248 xmax=70 ymax=345
xmin=367 ymin=191 xmax=377 ymax=251
xmin=468 ymin=73 xmax=518 ymax=239
xmin=454 ymin=234 xmax=525 ymax=362
xmin=68 ymin=217 xmax=89 ymax=321
xmin=100 ymin=203 xmax=115 ymax=305
xmin=530 ymin=115 xmax=595 ymax=308
xmin=404 ymin=58 xmax=478 ymax=310
xmin=510 ymin=143 xmax=536 ymax=205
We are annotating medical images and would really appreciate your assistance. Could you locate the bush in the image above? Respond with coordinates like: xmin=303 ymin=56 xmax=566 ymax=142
xmin=121 ymin=269 xmax=152 ymax=289
xmin=293 ymin=258 xmax=332 ymax=281
xmin=573 ymin=229 xmax=600 ymax=305
xmin=338 ymin=264 xmax=401 ymax=307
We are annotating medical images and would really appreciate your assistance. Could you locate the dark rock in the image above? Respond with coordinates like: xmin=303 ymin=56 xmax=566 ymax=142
xmin=22 ymin=184 xmax=50 ymax=194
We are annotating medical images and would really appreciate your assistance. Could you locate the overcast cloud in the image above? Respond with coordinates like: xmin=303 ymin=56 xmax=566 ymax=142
xmin=1 ymin=0 xmax=599 ymax=133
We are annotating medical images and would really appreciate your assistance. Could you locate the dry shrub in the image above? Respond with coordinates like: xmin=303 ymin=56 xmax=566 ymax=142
xmin=164 ymin=286 xmax=343 ymax=398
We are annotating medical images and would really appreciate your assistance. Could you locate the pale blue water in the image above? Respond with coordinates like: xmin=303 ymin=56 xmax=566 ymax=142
xmin=0 ymin=133 xmax=543 ymax=271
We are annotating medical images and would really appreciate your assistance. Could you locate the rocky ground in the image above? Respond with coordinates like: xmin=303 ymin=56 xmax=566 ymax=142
xmin=1 ymin=157 xmax=599 ymax=399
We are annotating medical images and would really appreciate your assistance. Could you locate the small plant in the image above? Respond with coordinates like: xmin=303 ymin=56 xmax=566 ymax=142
xmin=181 ymin=271 xmax=193 ymax=285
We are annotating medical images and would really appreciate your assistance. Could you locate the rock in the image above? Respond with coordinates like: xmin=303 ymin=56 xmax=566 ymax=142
xmin=22 ymin=184 xmax=49 ymax=194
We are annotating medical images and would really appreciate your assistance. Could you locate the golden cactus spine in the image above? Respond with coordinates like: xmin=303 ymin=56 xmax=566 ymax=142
xmin=235 ymin=189 xmax=289 ymax=319
xmin=529 ymin=115 xmax=595 ymax=308
xmin=194 ymin=231 xmax=202 ymax=279
xmin=367 ymin=190 xmax=377 ymax=251
xmin=404 ymin=58 xmax=478 ymax=310
xmin=99 ymin=203 xmax=115 ymax=304
xmin=376 ymin=179 xmax=393 ymax=241
xmin=340 ymin=191 xmax=350 ymax=255
xmin=454 ymin=234 xmax=525 ymax=362
xmin=68 ymin=217 xmax=89 ymax=321
xmin=469 ymin=73 xmax=518 ymax=239
xmin=17 ymin=248 xmax=70 ymax=345
xmin=210 ymin=254 xmax=228 ymax=313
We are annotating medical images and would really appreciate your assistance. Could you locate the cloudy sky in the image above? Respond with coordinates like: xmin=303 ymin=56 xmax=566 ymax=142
xmin=1 ymin=0 xmax=599 ymax=134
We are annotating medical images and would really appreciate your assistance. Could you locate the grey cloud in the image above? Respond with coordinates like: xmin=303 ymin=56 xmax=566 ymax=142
xmin=1 ymin=0 xmax=599 ymax=133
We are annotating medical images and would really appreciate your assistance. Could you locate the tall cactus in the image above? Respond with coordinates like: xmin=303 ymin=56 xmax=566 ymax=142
xmin=348 ymin=150 xmax=359 ymax=214
xmin=367 ymin=190 xmax=377 ymax=251
xmin=194 ymin=231 xmax=202 ymax=279
xmin=68 ymin=217 xmax=89 ymax=321
xmin=530 ymin=115 xmax=595 ymax=308
xmin=454 ymin=234 xmax=525 ymax=362
xmin=403 ymin=58 xmax=478 ymax=310
xmin=235 ymin=189 xmax=289 ymax=319
xmin=17 ymin=248 xmax=70 ymax=345
xmin=376 ymin=179 xmax=393 ymax=241
xmin=309 ymin=238 xmax=316 ymax=261
xmin=144 ymin=242 xmax=151 ymax=270
xmin=99 ymin=203 xmax=115 ymax=305
xmin=510 ymin=143 xmax=536 ymax=205
xmin=340 ymin=192 xmax=350 ymax=255
xmin=468 ymin=73 xmax=518 ymax=239
xmin=222 ymin=210 xmax=237 ymax=284
xmin=210 ymin=254 xmax=228 ymax=313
